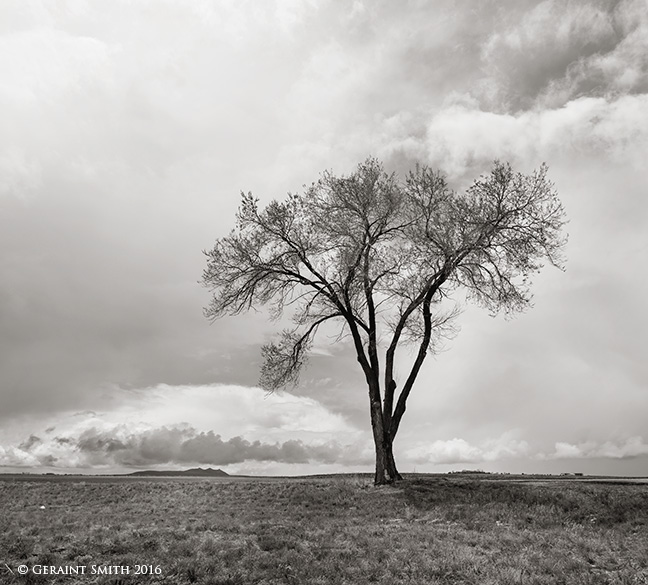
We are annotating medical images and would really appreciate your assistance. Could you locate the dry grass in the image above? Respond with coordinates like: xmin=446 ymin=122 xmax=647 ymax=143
xmin=1 ymin=474 xmax=647 ymax=584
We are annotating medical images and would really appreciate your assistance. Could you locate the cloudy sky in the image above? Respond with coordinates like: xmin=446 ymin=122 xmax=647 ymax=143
xmin=1 ymin=0 xmax=647 ymax=476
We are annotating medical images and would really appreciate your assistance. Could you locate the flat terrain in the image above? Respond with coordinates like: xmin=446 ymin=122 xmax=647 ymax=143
xmin=1 ymin=474 xmax=647 ymax=584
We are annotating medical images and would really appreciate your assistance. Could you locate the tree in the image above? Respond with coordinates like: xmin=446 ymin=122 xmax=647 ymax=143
xmin=202 ymin=158 xmax=567 ymax=484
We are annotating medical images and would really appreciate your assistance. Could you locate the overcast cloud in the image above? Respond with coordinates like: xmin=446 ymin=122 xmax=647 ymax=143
xmin=1 ymin=0 xmax=647 ymax=475
xmin=6 ymin=425 xmax=353 ymax=469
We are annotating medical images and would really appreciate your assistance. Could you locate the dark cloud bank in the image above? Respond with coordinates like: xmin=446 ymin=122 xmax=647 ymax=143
xmin=19 ymin=425 xmax=355 ymax=469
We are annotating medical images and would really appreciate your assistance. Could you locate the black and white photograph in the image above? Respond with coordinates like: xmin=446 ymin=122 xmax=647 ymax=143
xmin=1 ymin=0 xmax=647 ymax=583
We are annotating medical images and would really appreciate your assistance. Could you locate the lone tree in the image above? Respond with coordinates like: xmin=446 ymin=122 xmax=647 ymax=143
xmin=202 ymin=159 xmax=567 ymax=484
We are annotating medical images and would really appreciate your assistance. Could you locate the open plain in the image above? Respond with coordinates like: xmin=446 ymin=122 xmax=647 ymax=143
xmin=1 ymin=473 xmax=647 ymax=584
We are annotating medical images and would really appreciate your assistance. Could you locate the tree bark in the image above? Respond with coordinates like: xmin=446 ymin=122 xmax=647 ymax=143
xmin=373 ymin=435 xmax=402 ymax=484
xmin=371 ymin=411 xmax=403 ymax=485
xmin=384 ymin=436 xmax=402 ymax=482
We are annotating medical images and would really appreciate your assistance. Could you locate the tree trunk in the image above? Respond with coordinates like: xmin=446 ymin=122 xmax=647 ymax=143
xmin=366 ymin=379 xmax=403 ymax=485
xmin=373 ymin=431 xmax=403 ymax=485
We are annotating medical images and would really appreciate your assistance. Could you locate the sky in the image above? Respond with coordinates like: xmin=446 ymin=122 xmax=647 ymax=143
xmin=1 ymin=0 xmax=647 ymax=476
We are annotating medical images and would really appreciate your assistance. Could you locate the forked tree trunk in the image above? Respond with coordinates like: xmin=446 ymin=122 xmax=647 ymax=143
xmin=367 ymin=381 xmax=404 ymax=484
xmin=373 ymin=432 xmax=403 ymax=485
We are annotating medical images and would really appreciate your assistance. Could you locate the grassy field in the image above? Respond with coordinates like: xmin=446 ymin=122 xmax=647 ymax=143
xmin=1 ymin=474 xmax=647 ymax=584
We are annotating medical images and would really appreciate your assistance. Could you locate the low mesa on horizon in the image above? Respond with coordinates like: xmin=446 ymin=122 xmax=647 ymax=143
xmin=127 ymin=467 xmax=230 ymax=477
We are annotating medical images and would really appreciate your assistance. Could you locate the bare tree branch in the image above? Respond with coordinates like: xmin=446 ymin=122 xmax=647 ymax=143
xmin=202 ymin=157 xmax=567 ymax=484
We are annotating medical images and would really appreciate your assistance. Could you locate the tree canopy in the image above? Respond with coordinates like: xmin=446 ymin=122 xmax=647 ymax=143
xmin=202 ymin=158 xmax=567 ymax=483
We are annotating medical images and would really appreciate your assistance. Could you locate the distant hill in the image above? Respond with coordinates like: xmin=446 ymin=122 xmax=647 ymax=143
xmin=127 ymin=467 xmax=229 ymax=477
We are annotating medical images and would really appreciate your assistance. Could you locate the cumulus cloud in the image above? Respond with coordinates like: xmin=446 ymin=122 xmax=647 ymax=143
xmin=0 ymin=383 xmax=372 ymax=471
xmin=0 ymin=382 xmax=360 ymax=448
xmin=0 ymin=423 xmax=368 ymax=470
xmin=549 ymin=437 xmax=648 ymax=460
xmin=74 ymin=425 xmax=343 ymax=467
xmin=476 ymin=0 xmax=648 ymax=109
xmin=406 ymin=434 xmax=530 ymax=465
xmin=365 ymin=0 xmax=648 ymax=177
xmin=417 ymin=94 xmax=648 ymax=177
xmin=406 ymin=435 xmax=648 ymax=467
